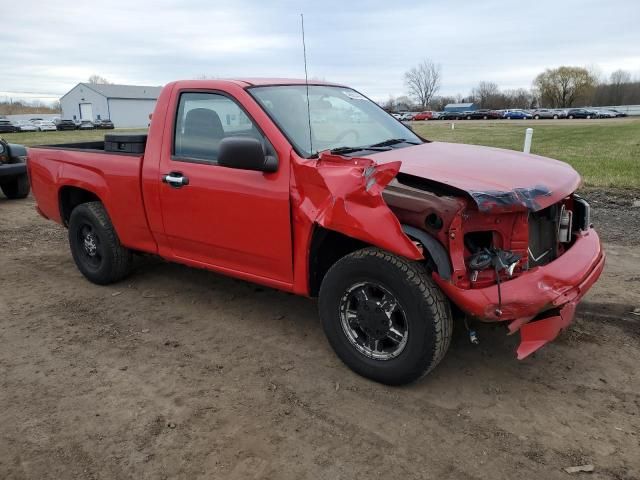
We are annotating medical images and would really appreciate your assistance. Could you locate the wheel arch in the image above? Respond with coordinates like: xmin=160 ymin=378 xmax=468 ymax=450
xmin=308 ymin=224 xmax=452 ymax=297
xmin=400 ymin=225 xmax=452 ymax=281
xmin=59 ymin=185 xmax=102 ymax=227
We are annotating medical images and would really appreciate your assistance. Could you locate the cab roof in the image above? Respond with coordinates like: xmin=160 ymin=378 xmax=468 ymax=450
xmin=172 ymin=78 xmax=346 ymax=88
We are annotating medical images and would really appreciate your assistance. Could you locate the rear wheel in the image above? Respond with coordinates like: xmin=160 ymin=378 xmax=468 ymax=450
xmin=68 ymin=201 xmax=132 ymax=285
xmin=319 ymin=248 xmax=452 ymax=385
xmin=553 ymin=115 xmax=558 ymax=119
xmin=1 ymin=174 xmax=30 ymax=199
xmin=569 ymin=115 xmax=574 ymax=119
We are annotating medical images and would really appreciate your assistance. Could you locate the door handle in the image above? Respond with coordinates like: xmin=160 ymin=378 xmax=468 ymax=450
xmin=162 ymin=172 xmax=189 ymax=188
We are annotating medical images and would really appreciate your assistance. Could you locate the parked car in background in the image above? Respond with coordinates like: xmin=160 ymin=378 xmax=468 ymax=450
xmin=431 ymin=111 xmax=442 ymax=120
xmin=391 ymin=113 xmax=402 ymax=120
xmin=608 ymin=109 xmax=627 ymax=117
xmin=0 ymin=138 xmax=30 ymax=199
xmin=0 ymin=120 xmax=19 ymax=133
xmin=55 ymin=119 xmax=78 ymax=131
xmin=531 ymin=109 xmax=557 ymax=119
xmin=596 ymin=109 xmax=617 ymax=119
xmin=95 ymin=119 xmax=115 ymax=129
xmin=439 ymin=111 xmax=464 ymax=120
xmin=551 ymin=109 xmax=568 ymax=119
xmin=465 ymin=109 xmax=502 ymax=120
xmin=13 ymin=121 xmax=38 ymax=132
xmin=31 ymin=120 xmax=57 ymax=132
xmin=412 ymin=111 xmax=433 ymax=121
xmin=78 ymin=120 xmax=95 ymax=130
xmin=398 ymin=112 xmax=414 ymax=121
xmin=566 ymin=108 xmax=595 ymax=119
xmin=503 ymin=110 xmax=533 ymax=120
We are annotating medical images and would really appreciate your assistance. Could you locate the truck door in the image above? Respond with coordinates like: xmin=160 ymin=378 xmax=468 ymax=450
xmin=157 ymin=91 xmax=293 ymax=285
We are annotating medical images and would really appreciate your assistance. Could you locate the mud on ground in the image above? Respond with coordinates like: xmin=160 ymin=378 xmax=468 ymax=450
xmin=0 ymin=194 xmax=639 ymax=480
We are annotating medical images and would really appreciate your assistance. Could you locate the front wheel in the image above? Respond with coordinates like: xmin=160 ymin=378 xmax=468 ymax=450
xmin=1 ymin=174 xmax=30 ymax=199
xmin=319 ymin=248 xmax=452 ymax=385
xmin=68 ymin=201 xmax=132 ymax=285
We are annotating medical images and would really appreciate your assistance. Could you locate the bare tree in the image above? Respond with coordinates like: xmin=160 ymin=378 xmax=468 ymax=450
xmin=533 ymin=66 xmax=597 ymax=108
xmin=404 ymin=59 xmax=442 ymax=109
xmin=610 ymin=69 xmax=632 ymax=86
xmin=606 ymin=69 xmax=631 ymax=104
xmin=470 ymin=81 xmax=500 ymax=108
xmin=88 ymin=75 xmax=111 ymax=85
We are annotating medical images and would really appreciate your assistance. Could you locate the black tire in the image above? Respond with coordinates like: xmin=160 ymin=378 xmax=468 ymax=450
xmin=68 ymin=201 xmax=132 ymax=285
xmin=569 ymin=115 xmax=574 ymax=119
xmin=553 ymin=115 xmax=558 ymax=119
xmin=1 ymin=174 xmax=30 ymax=199
xmin=318 ymin=247 xmax=452 ymax=385
xmin=534 ymin=115 xmax=540 ymax=119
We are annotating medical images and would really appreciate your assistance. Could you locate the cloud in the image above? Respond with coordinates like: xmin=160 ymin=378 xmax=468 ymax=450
xmin=1 ymin=0 xmax=638 ymax=103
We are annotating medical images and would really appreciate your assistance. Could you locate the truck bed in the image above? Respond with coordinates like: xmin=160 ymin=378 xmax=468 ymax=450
xmin=27 ymin=141 xmax=157 ymax=254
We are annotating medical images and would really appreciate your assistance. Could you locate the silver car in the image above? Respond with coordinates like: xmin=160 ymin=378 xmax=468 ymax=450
xmin=31 ymin=120 xmax=57 ymax=131
xmin=596 ymin=109 xmax=617 ymax=118
xmin=13 ymin=121 xmax=38 ymax=132
xmin=531 ymin=108 xmax=558 ymax=119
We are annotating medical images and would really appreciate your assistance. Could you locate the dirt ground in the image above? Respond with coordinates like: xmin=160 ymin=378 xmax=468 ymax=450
xmin=1 ymin=192 xmax=639 ymax=480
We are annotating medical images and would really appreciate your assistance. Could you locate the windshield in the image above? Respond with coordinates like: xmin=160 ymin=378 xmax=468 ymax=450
xmin=249 ymin=85 xmax=422 ymax=157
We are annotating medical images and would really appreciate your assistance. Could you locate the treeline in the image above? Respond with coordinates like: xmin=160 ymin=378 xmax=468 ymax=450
xmin=592 ymin=81 xmax=640 ymax=106
xmin=0 ymin=100 xmax=61 ymax=116
xmin=390 ymin=61 xmax=640 ymax=111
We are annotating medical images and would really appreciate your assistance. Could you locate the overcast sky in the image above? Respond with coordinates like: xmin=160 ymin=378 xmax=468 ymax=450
xmin=1 ymin=0 xmax=639 ymax=104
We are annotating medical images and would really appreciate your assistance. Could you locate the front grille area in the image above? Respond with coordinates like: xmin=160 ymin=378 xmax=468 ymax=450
xmin=528 ymin=204 xmax=560 ymax=267
xmin=527 ymin=195 xmax=591 ymax=268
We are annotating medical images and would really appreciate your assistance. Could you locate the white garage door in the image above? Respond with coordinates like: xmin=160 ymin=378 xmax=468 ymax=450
xmin=80 ymin=103 xmax=93 ymax=120
xmin=108 ymin=99 xmax=156 ymax=128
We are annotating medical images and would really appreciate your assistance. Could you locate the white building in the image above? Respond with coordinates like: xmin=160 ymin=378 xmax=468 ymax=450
xmin=60 ymin=83 xmax=163 ymax=128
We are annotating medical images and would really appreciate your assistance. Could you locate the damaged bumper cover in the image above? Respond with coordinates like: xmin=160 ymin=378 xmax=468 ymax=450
xmin=433 ymin=229 xmax=605 ymax=358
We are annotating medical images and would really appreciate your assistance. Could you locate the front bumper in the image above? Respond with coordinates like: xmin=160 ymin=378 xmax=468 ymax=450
xmin=434 ymin=228 xmax=605 ymax=357
xmin=0 ymin=163 xmax=27 ymax=178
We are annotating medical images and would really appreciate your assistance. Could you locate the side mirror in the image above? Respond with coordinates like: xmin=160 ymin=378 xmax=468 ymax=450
xmin=217 ymin=137 xmax=278 ymax=173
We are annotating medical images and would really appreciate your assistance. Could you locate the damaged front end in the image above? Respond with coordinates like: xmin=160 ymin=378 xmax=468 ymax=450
xmin=295 ymin=144 xmax=604 ymax=360
xmin=383 ymin=172 xmax=604 ymax=359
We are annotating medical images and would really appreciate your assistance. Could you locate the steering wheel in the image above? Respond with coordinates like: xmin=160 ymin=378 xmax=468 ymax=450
xmin=332 ymin=129 xmax=360 ymax=145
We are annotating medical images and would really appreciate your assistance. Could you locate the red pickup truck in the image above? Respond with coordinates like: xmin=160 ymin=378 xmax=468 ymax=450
xmin=28 ymin=79 xmax=604 ymax=385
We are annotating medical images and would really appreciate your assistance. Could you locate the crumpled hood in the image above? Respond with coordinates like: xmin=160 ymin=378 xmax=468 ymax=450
xmin=367 ymin=142 xmax=581 ymax=212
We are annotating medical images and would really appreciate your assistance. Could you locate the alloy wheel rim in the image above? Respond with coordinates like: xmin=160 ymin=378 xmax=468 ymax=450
xmin=339 ymin=282 xmax=409 ymax=360
xmin=78 ymin=224 xmax=102 ymax=268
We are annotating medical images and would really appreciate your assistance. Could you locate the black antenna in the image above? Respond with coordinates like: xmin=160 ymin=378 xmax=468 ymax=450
xmin=301 ymin=13 xmax=313 ymax=154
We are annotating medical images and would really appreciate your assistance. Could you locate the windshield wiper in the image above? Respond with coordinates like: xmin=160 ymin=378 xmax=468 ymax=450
xmin=329 ymin=145 xmax=392 ymax=155
xmin=367 ymin=138 xmax=421 ymax=148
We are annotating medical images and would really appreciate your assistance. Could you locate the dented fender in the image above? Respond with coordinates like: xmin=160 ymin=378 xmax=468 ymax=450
xmin=290 ymin=152 xmax=423 ymax=294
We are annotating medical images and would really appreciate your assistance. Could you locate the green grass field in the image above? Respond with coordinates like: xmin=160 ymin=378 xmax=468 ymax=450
xmin=2 ymin=118 xmax=639 ymax=188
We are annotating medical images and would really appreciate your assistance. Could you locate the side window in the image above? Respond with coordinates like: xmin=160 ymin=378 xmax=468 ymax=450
xmin=174 ymin=92 xmax=263 ymax=163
